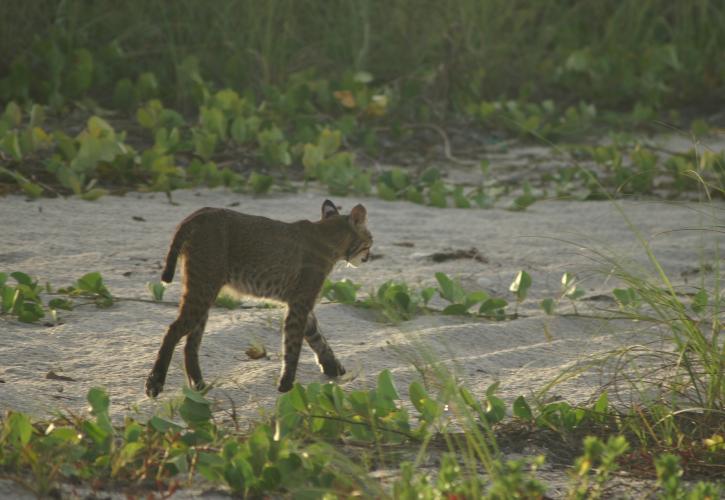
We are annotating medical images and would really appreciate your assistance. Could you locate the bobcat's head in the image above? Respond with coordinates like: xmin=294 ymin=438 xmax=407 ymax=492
xmin=321 ymin=199 xmax=373 ymax=266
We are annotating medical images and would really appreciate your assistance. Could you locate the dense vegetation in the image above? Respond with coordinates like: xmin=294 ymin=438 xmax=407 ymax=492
xmin=3 ymin=1 xmax=725 ymax=112
xmin=1 ymin=0 xmax=724 ymax=201
xmin=1 ymin=1 xmax=724 ymax=497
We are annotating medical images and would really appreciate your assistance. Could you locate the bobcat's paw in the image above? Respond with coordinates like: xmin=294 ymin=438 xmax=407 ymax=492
xmin=191 ymin=379 xmax=207 ymax=392
xmin=145 ymin=373 xmax=165 ymax=398
xmin=277 ymin=375 xmax=295 ymax=393
xmin=322 ymin=359 xmax=346 ymax=378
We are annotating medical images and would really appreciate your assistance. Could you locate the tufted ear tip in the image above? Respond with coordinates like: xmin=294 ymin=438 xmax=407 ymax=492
xmin=321 ymin=199 xmax=339 ymax=219
xmin=349 ymin=204 xmax=367 ymax=225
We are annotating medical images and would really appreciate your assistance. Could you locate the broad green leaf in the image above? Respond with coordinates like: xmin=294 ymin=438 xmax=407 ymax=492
xmin=453 ymin=187 xmax=471 ymax=208
xmin=377 ymin=182 xmax=397 ymax=201
xmin=428 ymin=181 xmax=448 ymax=208
xmin=318 ymin=128 xmax=341 ymax=157
xmin=377 ymin=369 xmax=399 ymax=401
xmin=4 ymin=101 xmax=22 ymax=126
xmin=55 ymin=165 xmax=82 ymax=194
xmin=2 ymin=131 xmax=22 ymax=160
xmin=442 ymin=304 xmax=469 ymax=315
xmin=182 ymin=385 xmax=212 ymax=404
xmin=48 ymin=298 xmax=73 ymax=310
xmin=435 ymin=272 xmax=465 ymax=304
xmin=193 ymin=130 xmax=218 ymax=160
xmin=200 ymin=106 xmax=227 ymax=139
xmin=348 ymin=390 xmax=371 ymax=416
xmin=390 ymin=168 xmax=409 ymax=190
xmin=466 ymin=291 xmax=489 ymax=307
xmin=197 ymin=451 xmax=226 ymax=482
xmin=29 ymin=104 xmax=45 ymax=128
xmin=82 ymin=420 xmax=110 ymax=446
xmin=420 ymin=167 xmax=441 ymax=184
xmin=136 ymin=107 xmax=156 ymax=129
xmin=613 ymin=288 xmax=637 ymax=307
xmin=329 ymin=280 xmax=358 ymax=304
xmin=353 ymin=171 xmax=372 ymax=194
xmin=408 ymin=381 xmax=428 ymax=414
xmin=285 ymin=384 xmax=307 ymax=413
xmin=118 ymin=441 xmax=145 ymax=463
xmin=149 ymin=416 xmax=183 ymax=433
xmin=10 ymin=271 xmax=33 ymax=286
xmin=148 ymin=281 xmax=165 ymax=301
xmin=31 ymin=127 xmax=51 ymax=149
xmin=179 ymin=398 xmax=212 ymax=426
xmin=5 ymin=412 xmax=33 ymax=446
xmin=87 ymin=116 xmax=114 ymax=137
xmin=302 ymin=143 xmax=324 ymax=175
xmin=87 ymin=387 xmax=110 ymax=416
xmin=394 ymin=291 xmax=411 ymax=312
xmin=479 ymin=298 xmax=508 ymax=315
xmin=77 ymin=272 xmax=103 ymax=292
xmin=513 ymin=396 xmax=533 ymax=420
xmin=81 ymin=188 xmax=108 ymax=201
xmin=484 ymin=394 xmax=506 ymax=423
xmin=486 ymin=381 xmax=501 ymax=398
xmin=248 ymin=426 xmax=271 ymax=473
xmin=566 ymin=287 xmax=585 ymax=300
xmin=510 ymin=182 xmax=537 ymax=210
xmin=509 ymin=270 xmax=532 ymax=302
xmin=420 ymin=287 xmax=436 ymax=305
xmin=2 ymin=287 xmax=16 ymax=312
xmin=561 ymin=272 xmax=575 ymax=288
xmin=17 ymin=303 xmax=44 ymax=323
xmin=124 ymin=421 xmax=143 ymax=442
xmin=249 ymin=171 xmax=274 ymax=194
xmin=213 ymin=88 xmax=240 ymax=111
xmin=405 ymin=186 xmax=424 ymax=204
xmin=54 ymin=131 xmax=77 ymax=160
xmin=541 ymin=298 xmax=555 ymax=315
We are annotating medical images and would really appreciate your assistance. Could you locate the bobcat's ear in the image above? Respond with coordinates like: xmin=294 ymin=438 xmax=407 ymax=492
xmin=321 ymin=199 xmax=340 ymax=219
xmin=349 ymin=204 xmax=367 ymax=226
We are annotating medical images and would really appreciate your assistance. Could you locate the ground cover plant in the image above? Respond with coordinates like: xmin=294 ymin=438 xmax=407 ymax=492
xmin=1 ymin=371 xmax=722 ymax=497
xmin=1 ymin=2 xmax=725 ymax=201
xmin=2 ymin=1 xmax=725 ymax=497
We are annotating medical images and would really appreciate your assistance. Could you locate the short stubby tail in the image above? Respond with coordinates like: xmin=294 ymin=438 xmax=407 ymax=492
xmin=161 ymin=249 xmax=178 ymax=284
xmin=160 ymin=224 xmax=190 ymax=284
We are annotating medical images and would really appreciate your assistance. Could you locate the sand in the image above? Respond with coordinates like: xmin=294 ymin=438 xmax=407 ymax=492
xmin=2 ymin=186 xmax=721 ymax=426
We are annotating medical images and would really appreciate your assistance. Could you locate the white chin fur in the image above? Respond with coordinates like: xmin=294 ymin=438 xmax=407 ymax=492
xmin=346 ymin=254 xmax=365 ymax=267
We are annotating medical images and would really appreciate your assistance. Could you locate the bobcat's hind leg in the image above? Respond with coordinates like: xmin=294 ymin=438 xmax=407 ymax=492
xmin=146 ymin=261 xmax=222 ymax=398
xmin=146 ymin=312 xmax=198 ymax=398
xmin=278 ymin=303 xmax=311 ymax=392
xmin=304 ymin=312 xmax=345 ymax=378
xmin=183 ymin=312 xmax=209 ymax=391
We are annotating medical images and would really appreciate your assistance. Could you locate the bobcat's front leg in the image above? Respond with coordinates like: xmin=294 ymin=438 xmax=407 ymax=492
xmin=278 ymin=303 xmax=310 ymax=392
xmin=304 ymin=312 xmax=345 ymax=377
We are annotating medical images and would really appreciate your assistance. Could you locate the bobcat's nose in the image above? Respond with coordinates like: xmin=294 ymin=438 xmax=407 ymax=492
xmin=362 ymin=251 xmax=370 ymax=263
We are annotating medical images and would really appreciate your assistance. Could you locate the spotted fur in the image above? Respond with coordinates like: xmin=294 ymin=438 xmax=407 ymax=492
xmin=145 ymin=200 xmax=372 ymax=396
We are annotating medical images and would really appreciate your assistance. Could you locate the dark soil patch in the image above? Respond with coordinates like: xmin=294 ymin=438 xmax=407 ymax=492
xmin=429 ymin=247 xmax=488 ymax=263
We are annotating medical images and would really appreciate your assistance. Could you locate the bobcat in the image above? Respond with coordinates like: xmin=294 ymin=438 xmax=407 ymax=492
xmin=145 ymin=200 xmax=372 ymax=396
